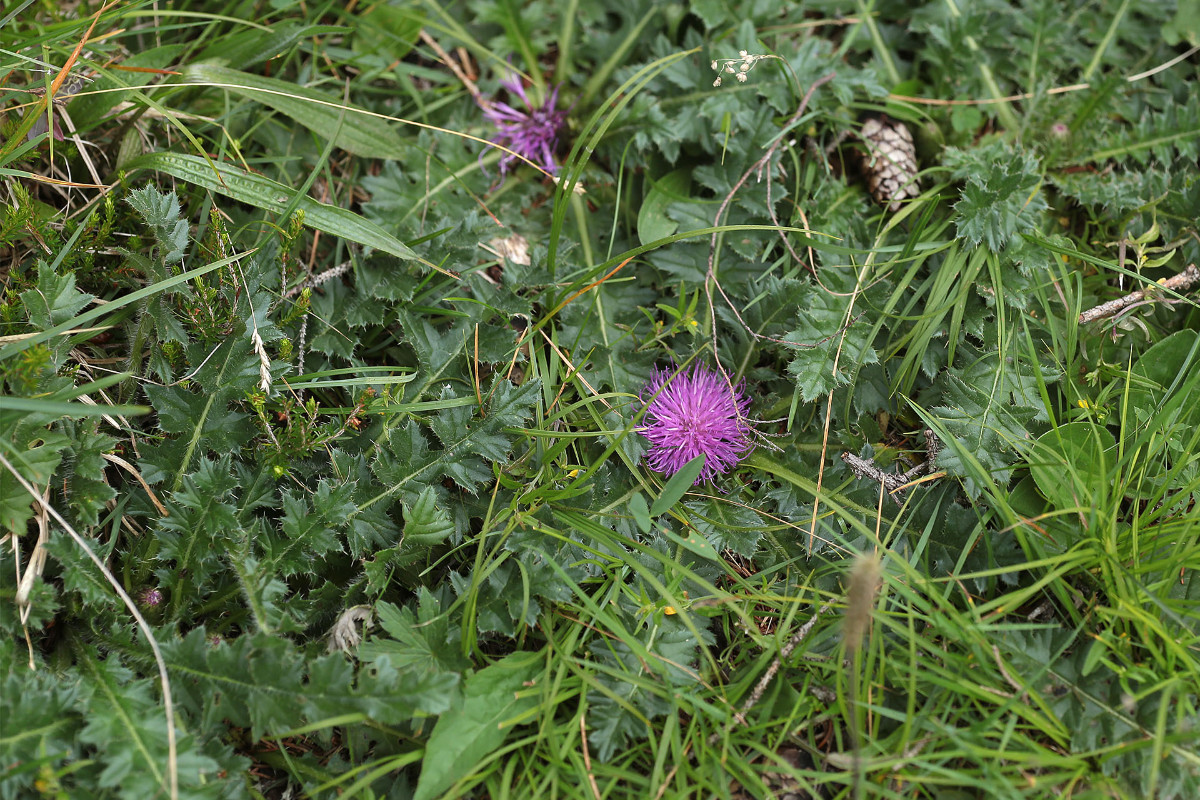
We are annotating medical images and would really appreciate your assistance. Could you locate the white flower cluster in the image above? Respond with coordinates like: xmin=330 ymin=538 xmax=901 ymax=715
xmin=711 ymin=50 xmax=767 ymax=87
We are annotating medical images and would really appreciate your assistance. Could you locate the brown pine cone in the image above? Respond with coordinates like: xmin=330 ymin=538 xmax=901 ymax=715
xmin=859 ymin=115 xmax=920 ymax=212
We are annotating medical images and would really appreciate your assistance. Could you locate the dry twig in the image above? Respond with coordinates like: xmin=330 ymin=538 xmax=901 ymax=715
xmin=1078 ymin=263 xmax=1199 ymax=324
xmin=419 ymin=29 xmax=483 ymax=105
xmin=711 ymin=601 xmax=835 ymax=744
xmin=841 ymin=428 xmax=943 ymax=506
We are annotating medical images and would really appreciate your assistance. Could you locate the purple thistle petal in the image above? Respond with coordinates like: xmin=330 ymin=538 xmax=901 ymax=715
xmin=639 ymin=363 xmax=756 ymax=484
xmin=479 ymin=73 xmax=568 ymax=176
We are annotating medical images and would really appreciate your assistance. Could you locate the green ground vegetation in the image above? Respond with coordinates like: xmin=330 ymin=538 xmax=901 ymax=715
xmin=2 ymin=1 xmax=1199 ymax=798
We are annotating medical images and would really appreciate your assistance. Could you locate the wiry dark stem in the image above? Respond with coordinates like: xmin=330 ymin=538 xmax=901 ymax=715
xmin=705 ymin=72 xmax=837 ymax=377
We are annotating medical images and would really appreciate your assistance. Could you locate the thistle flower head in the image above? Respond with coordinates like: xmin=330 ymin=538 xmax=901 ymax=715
xmin=481 ymin=75 xmax=567 ymax=176
xmin=137 ymin=586 xmax=164 ymax=608
xmin=639 ymin=363 xmax=756 ymax=483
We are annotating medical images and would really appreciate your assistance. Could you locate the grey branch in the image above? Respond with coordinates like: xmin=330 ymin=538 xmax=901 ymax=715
xmin=841 ymin=429 xmax=941 ymax=505
xmin=283 ymin=259 xmax=353 ymax=299
xmin=1078 ymin=263 xmax=1199 ymax=324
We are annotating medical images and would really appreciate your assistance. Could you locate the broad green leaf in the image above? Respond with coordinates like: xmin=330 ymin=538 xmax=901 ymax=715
xmin=1127 ymin=329 xmax=1200 ymax=430
xmin=362 ymin=591 xmax=469 ymax=677
xmin=123 ymin=152 xmax=428 ymax=267
xmin=661 ymin=523 xmax=720 ymax=561
xmin=20 ymin=268 xmax=93 ymax=329
xmin=140 ymin=334 xmax=258 ymax=488
xmin=413 ymin=651 xmax=542 ymax=800
xmin=271 ymin=482 xmax=352 ymax=576
xmin=650 ymin=454 xmax=705 ymax=517
xmin=637 ymin=167 xmax=691 ymax=246
xmin=1029 ymin=422 xmax=1118 ymax=512
xmin=182 ymin=64 xmax=408 ymax=160
xmin=126 ymin=187 xmax=188 ymax=265
xmin=629 ymin=492 xmax=651 ymax=534
xmin=0 ymin=431 xmax=69 ymax=533
xmin=685 ymin=499 xmax=763 ymax=558
xmin=75 ymin=652 xmax=173 ymax=795
xmin=949 ymin=141 xmax=1048 ymax=252
xmin=60 ymin=428 xmax=118 ymax=528
xmin=163 ymin=628 xmax=457 ymax=742
xmin=1163 ymin=0 xmax=1200 ymax=46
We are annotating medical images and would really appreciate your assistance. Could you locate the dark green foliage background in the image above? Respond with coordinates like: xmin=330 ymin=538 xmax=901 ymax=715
xmin=2 ymin=0 xmax=1199 ymax=798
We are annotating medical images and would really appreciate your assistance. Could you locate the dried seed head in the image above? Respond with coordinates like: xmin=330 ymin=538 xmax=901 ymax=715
xmin=709 ymin=50 xmax=773 ymax=88
xmin=859 ymin=115 xmax=920 ymax=212
xmin=843 ymin=553 xmax=882 ymax=652
xmin=485 ymin=233 xmax=531 ymax=266
xmin=251 ymin=328 xmax=271 ymax=393
xmin=327 ymin=605 xmax=374 ymax=653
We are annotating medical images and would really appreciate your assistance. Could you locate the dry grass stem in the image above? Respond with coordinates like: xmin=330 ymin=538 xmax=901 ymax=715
xmin=581 ymin=713 xmax=602 ymax=800
xmin=420 ymin=29 xmax=484 ymax=105
xmin=889 ymin=43 xmax=1199 ymax=106
xmin=101 ymin=452 xmax=169 ymax=516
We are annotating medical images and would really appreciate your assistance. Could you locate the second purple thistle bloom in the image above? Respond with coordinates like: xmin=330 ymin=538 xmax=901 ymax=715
xmin=639 ymin=363 xmax=757 ymax=484
xmin=480 ymin=75 xmax=567 ymax=177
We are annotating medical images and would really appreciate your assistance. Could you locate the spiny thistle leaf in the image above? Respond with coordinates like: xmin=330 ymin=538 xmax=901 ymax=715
xmin=949 ymin=141 xmax=1048 ymax=252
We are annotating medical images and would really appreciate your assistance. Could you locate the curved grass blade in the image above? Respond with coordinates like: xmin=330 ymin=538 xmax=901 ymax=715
xmin=123 ymin=152 xmax=456 ymax=277
xmin=182 ymin=64 xmax=407 ymax=160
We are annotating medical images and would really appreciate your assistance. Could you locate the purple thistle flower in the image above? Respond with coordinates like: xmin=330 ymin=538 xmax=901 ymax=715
xmin=639 ymin=363 xmax=756 ymax=484
xmin=481 ymin=75 xmax=567 ymax=176
xmin=137 ymin=586 xmax=164 ymax=608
